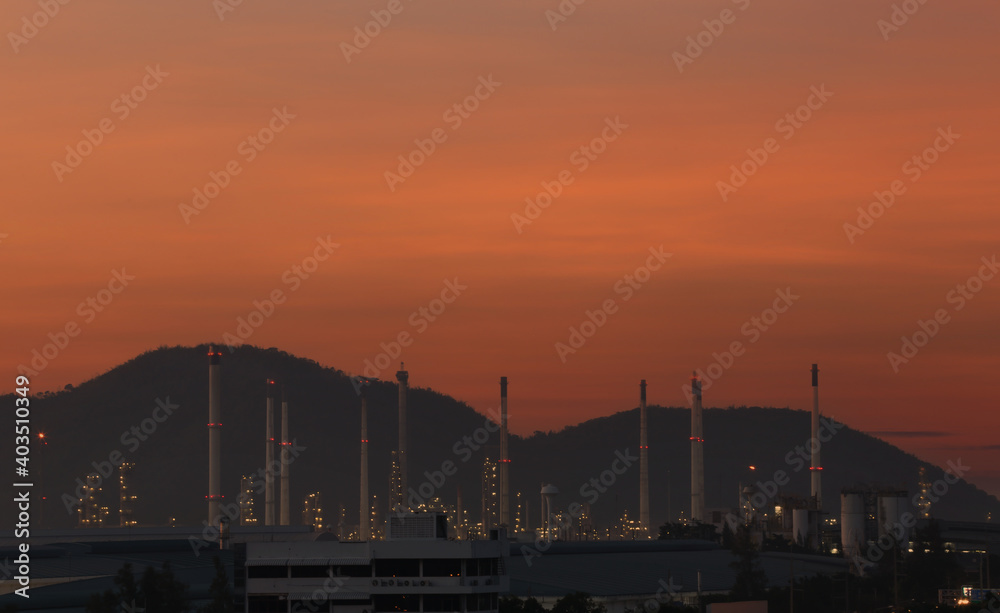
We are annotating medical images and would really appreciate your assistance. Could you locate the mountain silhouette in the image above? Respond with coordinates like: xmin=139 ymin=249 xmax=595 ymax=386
xmin=8 ymin=344 xmax=997 ymax=532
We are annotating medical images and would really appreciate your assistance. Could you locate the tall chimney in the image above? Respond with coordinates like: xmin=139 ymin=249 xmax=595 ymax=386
xmin=207 ymin=347 xmax=222 ymax=525
xmin=639 ymin=379 xmax=650 ymax=536
xmin=456 ymin=485 xmax=464 ymax=540
xmin=810 ymin=364 xmax=822 ymax=509
xmin=690 ymin=372 xmax=705 ymax=523
xmin=396 ymin=363 xmax=409 ymax=510
xmin=265 ymin=379 xmax=276 ymax=526
xmin=279 ymin=388 xmax=290 ymax=526
xmin=499 ymin=376 xmax=509 ymax=528
xmin=360 ymin=381 xmax=370 ymax=541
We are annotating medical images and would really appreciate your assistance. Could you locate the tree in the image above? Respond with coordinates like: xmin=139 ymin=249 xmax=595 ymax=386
xmin=86 ymin=561 xmax=189 ymax=613
xmin=502 ymin=595 xmax=551 ymax=613
xmin=657 ymin=521 xmax=717 ymax=542
xmin=761 ymin=533 xmax=791 ymax=553
xmin=500 ymin=594 xmax=524 ymax=613
xmin=551 ymin=592 xmax=606 ymax=613
xmin=114 ymin=563 xmax=139 ymax=606
xmin=903 ymin=520 xmax=962 ymax=603
xmin=84 ymin=591 xmax=118 ymax=613
xmin=729 ymin=525 xmax=768 ymax=600
xmin=199 ymin=556 xmax=233 ymax=613
xmin=522 ymin=597 xmax=547 ymax=613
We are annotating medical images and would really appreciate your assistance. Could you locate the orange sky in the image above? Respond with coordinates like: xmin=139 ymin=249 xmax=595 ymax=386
xmin=3 ymin=0 xmax=999 ymax=497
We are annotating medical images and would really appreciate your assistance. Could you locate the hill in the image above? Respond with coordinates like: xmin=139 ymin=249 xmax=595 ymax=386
xmin=6 ymin=344 xmax=997 ymax=531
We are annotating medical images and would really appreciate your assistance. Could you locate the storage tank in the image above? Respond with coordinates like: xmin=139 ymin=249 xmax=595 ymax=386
xmin=841 ymin=492 xmax=865 ymax=559
xmin=792 ymin=509 xmax=809 ymax=546
xmin=878 ymin=492 xmax=908 ymax=543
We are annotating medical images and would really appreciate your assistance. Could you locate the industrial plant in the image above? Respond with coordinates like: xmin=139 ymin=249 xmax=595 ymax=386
xmin=2 ymin=349 xmax=998 ymax=613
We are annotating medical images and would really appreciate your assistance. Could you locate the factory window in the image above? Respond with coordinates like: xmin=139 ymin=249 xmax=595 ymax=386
xmin=248 ymin=595 xmax=286 ymax=612
xmin=468 ymin=558 xmax=497 ymax=576
xmin=334 ymin=564 xmax=373 ymax=577
xmin=291 ymin=565 xmax=330 ymax=578
xmin=373 ymin=594 xmax=418 ymax=612
xmin=423 ymin=594 xmax=463 ymax=612
xmin=422 ymin=558 xmax=462 ymax=577
xmin=374 ymin=559 xmax=419 ymax=577
xmin=469 ymin=593 xmax=496 ymax=611
xmin=248 ymin=565 xmax=288 ymax=579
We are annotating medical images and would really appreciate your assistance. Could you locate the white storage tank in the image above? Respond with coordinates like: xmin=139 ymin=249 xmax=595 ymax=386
xmin=877 ymin=492 xmax=909 ymax=544
xmin=792 ymin=509 xmax=810 ymax=546
xmin=841 ymin=492 xmax=865 ymax=559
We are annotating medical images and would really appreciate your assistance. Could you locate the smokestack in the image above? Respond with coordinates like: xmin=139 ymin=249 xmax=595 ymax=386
xmin=810 ymin=364 xmax=822 ymax=509
xmin=265 ymin=379 xmax=276 ymax=526
xmin=360 ymin=381 xmax=370 ymax=541
xmin=207 ymin=347 xmax=222 ymax=525
xmin=280 ymin=388 xmax=290 ymax=526
xmin=639 ymin=380 xmax=649 ymax=536
xmin=690 ymin=372 xmax=705 ymax=523
xmin=499 ymin=376 xmax=509 ymax=528
xmin=456 ymin=485 xmax=464 ymax=540
xmin=396 ymin=363 xmax=409 ymax=510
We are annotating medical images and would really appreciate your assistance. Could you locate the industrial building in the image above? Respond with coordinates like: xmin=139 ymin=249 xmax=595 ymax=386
xmin=244 ymin=513 xmax=508 ymax=613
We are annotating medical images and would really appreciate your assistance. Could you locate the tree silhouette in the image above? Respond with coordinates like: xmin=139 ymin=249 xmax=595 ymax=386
xmin=85 ymin=561 xmax=189 ymax=613
xmin=551 ymin=592 xmax=606 ymax=613
xmin=729 ymin=525 xmax=767 ymax=600
xmin=199 ymin=556 xmax=234 ymax=613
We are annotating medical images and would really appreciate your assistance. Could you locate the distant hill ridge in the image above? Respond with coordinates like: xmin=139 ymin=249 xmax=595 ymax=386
xmin=7 ymin=344 xmax=998 ymax=530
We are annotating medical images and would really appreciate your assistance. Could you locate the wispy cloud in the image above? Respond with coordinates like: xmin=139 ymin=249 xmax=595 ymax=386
xmin=868 ymin=430 xmax=952 ymax=438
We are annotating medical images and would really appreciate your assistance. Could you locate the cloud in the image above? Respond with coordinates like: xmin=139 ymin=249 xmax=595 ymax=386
xmin=867 ymin=430 xmax=952 ymax=438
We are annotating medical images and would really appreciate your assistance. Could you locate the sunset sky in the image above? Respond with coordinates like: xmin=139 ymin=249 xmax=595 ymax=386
xmin=2 ymin=1 xmax=998 ymax=496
